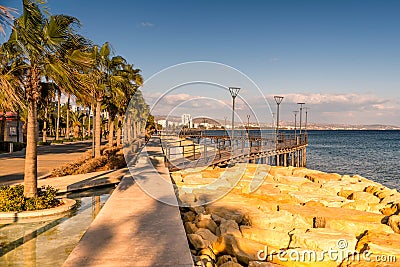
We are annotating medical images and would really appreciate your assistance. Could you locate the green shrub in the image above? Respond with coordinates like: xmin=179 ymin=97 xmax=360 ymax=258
xmin=0 ymin=185 xmax=61 ymax=212
xmin=38 ymin=141 xmax=51 ymax=146
xmin=51 ymin=139 xmax=64 ymax=144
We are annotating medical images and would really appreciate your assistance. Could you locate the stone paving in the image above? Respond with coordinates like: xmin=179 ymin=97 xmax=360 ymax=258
xmin=63 ymin=138 xmax=194 ymax=267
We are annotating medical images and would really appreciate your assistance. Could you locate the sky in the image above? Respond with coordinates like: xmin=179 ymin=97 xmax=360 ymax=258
xmin=3 ymin=0 xmax=400 ymax=125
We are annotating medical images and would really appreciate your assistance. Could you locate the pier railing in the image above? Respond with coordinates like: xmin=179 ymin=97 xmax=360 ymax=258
xmin=160 ymin=131 xmax=308 ymax=171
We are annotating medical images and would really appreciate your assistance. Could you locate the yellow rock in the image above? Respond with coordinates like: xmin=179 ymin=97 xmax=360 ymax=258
xmin=355 ymin=231 xmax=400 ymax=256
xmin=348 ymin=192 xmax=380 ymax=204
xmin=240 ymin=226 xmax=291 ymax=249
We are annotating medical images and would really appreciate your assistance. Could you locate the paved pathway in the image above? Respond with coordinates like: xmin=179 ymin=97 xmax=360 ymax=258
xmin=0 ymin=141 xmax=92 ymax=185
xmin=63 ymin=138 xmax=193 ymax=267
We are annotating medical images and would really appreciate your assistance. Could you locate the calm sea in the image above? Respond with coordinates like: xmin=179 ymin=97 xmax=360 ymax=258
xmin=307 ymin=130 xmax=400 ymax=190
xmin=202 ymin=129 xmax=400 ymax=190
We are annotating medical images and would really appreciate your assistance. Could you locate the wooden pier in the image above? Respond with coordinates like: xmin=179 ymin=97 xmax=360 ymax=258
xmin=160 ymin=131 xmax=308 ymax=172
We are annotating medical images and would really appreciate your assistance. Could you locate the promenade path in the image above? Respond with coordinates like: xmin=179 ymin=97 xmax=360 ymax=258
xmin=0 ymin=141 xmax=91 ymax=185
xmin=63 ymin=138 xmax=193 ymax=267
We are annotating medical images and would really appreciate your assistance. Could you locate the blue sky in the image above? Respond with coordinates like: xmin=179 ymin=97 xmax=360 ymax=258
xmin=3 ymin=0 xmax=400 ymax=125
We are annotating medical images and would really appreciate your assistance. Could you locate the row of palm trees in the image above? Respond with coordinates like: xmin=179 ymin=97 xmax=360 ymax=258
xmin=0 ymin=1 xmax=148 ymax=198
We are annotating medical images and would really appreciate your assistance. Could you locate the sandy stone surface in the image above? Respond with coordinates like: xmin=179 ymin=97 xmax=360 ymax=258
xmin=175 ymin=164 xmax=400 ymax=267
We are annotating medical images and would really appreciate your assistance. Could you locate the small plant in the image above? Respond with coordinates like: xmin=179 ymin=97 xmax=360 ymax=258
xmin=38 ymin=141 xmax=51 ymax=146
xmin=51 ymin=139 xmax=64 ymax=144
xmin=0 ymin=185 xmax=61 ymax=212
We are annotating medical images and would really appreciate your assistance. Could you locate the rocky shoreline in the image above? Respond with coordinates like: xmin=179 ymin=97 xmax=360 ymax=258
xmin=172 ymin=164 xmax=400 ymax=267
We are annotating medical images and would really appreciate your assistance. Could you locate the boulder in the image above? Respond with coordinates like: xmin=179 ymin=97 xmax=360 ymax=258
xmin=205 ymin=205 xmax=245 ymax=224
xmin=184 ymin=222 xmax=198 ymax=234
xmin=348 ymin=192 xmax=380 ymax=204
xmin=289 ymin=228 xmax=357 ymax=253
xmin=303 ymin=201 xmax=325 ymax=207
xmin=246 ymin=209 xmax=311 ymax=231
xmin=219 ymin=262 xmax=243 ymax=267
xmin=196 ymin=228 xmax=218 ymax=243
xmin=216 ymin=255 xmax=238 ymax=266
xmin=338 ymin=189 xmax=355 ymax=199
xmin=182 ymin=211 xmax=196 ymax=222
xmin=304 ymin=172 xmax=342 ymax=185
xmin=240 ymin=226 xmax=290 ymax=249
xmin=387 ymin=215 xmax=400 ymax=233
xmin=188 ymin=233 xmax=210 ymax=250
xmin=196 ymin=218 xmax=218 ymax=234
xmin=288 ymin=191 xmax=348 ymax=207
xmin=220 ymin=219 xmax=242 ymax=238
xmin=355 ymin=230 xmax=400 ymax=256
xmin=379 ymin=203 xmax=399 ymax=216
xmin=212 ymin=234 xmax=266 ymax=265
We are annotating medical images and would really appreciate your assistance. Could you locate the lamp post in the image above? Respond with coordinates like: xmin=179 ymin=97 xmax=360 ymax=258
xmin=274 ymin=96 xmax=284 ymax=139
xmin=229 ymin=87 xmax=241 ymax=149
xmin=297 ymin=102 xmax=305 ymax=135
xmin=293 ymin=110 xmax=298 ymax=141
xmin=304 ymin=107 xmax=309 ymax=133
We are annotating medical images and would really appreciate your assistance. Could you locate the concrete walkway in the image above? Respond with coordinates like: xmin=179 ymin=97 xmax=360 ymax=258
xmin=63 ymin=138 xmax=193 ymax=267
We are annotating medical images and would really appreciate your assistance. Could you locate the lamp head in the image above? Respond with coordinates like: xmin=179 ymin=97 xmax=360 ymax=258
xmin=274 ymin=96 xmax=284 ymax=105
xmin=229 ymin=87 xmax=241 ymax=97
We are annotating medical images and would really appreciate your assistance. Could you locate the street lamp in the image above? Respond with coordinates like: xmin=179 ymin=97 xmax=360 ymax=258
xmin=297 ymin=102 xmax=305 ymax=135
xmin=247 ymin=114 xmax=250 ymax=133
xmin=229 ymin=87 xmax=240 ymax=141
xmin=293 ymin=110 xmax=298 ymax=141
xmin=304 ymin=107 xmax=309 ymax=133
xmin=274 ymin=96 xmax=284 ymax=138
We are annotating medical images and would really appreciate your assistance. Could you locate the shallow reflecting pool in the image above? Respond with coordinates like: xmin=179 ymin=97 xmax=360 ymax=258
xmin=0 ymin=186 xmax=114 ymax=266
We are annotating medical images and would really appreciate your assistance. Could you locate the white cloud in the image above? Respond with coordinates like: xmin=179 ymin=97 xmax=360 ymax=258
xmin=139 ymin=22 xmax=154 ymax=27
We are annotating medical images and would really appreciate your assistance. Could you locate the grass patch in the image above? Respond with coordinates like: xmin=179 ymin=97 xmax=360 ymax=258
xmin=0 ymin=185 xmax=61 ymax=212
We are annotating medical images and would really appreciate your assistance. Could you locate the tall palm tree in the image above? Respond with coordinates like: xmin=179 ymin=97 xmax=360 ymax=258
xmin=70 ymin=110 xmax=84 ymax=138
xmin=0 ymin=5 xmax=16 ymax=36
xmin=1 ymin=0 xmax=91 ymax=197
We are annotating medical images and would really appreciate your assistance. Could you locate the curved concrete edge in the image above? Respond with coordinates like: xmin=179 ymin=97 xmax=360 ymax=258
xmin=0 ymin=198 xmax=76 ymax=222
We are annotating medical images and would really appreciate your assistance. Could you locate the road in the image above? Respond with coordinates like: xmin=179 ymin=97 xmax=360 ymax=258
xmin=0 ymin=141 xmax=92 ymax=186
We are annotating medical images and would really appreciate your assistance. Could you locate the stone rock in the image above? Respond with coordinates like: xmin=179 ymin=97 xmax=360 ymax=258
xmin=206 ymin=205 xmax=245 ymax=224
xmin=196 ymin=218 xmax=218 ymax=234
xmin=387 ymin=215 xmax=400 ymax=233
xmin=304 ymin=171 xmax=341 ymax=185
xmin=219 ymin=262 xmax=243 ymax=267
xmin=270 ymin=248 xmax=339 ymax=267
xmin=303 ymin=200 xmax=326 ymax=207
xmin=240 ymin=226 xmax=290 ymax=249
xmin=379 ymin=203 xmax=399 ymax=216
xmin=273 ymin=175 xmax=312 ymax=187
xmin=348 ymin=192 xmax=380 ymax=204
xmin=220 ymin=220 xmax=242 ymax=238
xmin=374 ymin=188 xmax=395 ymax=200
xmin=184 ymin=221 xmax=199 ymax=234
xmin=196 ymin=228 xmax=218 ymax=243
xmin=211 ymin=213 xmax=225 ymax=224
xmin=199 ymin=247 xmax=217 ymax=261
xmin=216 ymin=255 xmax=238 ymax=266
xmin=338 ymin=189 xmax=354 ymax=199
xmin=182 ymin=211 xmax=196 ymax=222
xmin=190 ymin=205 xmax=206 ymax=215
xmin=179 ymin=192 xmax=196 ymax=206
xmin=269 ymin=166 xmax=294 ymax=177
xmin=289 ymin=228 xmax=357 ymax=253
xmin=381 ymin=193 xmax=400 ymax=205
xmin=355 ymin=230 xmax=400 ymax=256
xmin=213 ymin=234 xmax=266 ymax=265
xmin=246 ymin=209 xmax=311 ymax=231
xmin=365 ymin=185 xmax=384 ymax=195
xmin=326 ymin=219 xmax=394 ymax=236
xmin=289 ymin=191 xmax=348 ymax=207
xmin=340 ymin=175 xmax=360 ymax=183
xmin=201 ymin=169 xmax=222 ymax=179
xmin=188 ymin=233 xmax=210 ymax=250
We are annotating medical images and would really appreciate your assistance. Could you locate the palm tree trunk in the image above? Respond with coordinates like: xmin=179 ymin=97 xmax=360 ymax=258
xmin=116 ymin=115 xmax=124 ymax=147
xmin=133 ymin=120 xmax=137 ymax=140
xmin=108 ymin=117 xmax=114 ymax=146
xmin=95 ymin=99 xmax=102 ymax=158
xmin=24 ymin=99 xmax=38 ymax=198
xmin=56 ymin=89 xmax=61 ymax=140
xmin=66 ymin=94 xmax=70 ymax=138
xmin=42 ymin=106 xmax=47 ymax=142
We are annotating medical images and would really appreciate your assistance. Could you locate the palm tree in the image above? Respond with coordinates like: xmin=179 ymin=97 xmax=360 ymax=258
xmin=70 ymin=110 xmax=84 ymax=138
xmin=0 ymin=5 xmax=16 ymax=36
xmin=1 ymin=0 xmax=91 ymax=197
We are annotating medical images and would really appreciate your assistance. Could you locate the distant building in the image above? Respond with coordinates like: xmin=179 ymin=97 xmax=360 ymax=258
xmin=181 ymin=114 xmax=193 ymax=128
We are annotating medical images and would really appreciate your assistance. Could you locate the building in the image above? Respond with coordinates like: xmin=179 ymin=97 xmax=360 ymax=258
xmin=181 ymin=114 xmax=193 ymax=128
xmin=0 ymin=112 xmax=24 ymax=143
